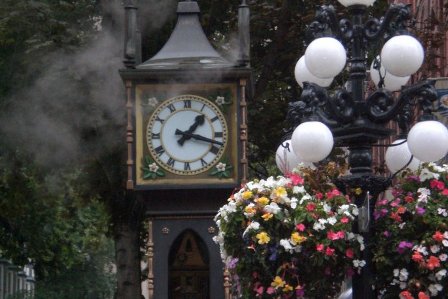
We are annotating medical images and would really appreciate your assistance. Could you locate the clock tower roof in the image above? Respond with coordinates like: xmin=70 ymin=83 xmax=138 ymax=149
xmin=138 ymin=1 xmax=232 ymax=70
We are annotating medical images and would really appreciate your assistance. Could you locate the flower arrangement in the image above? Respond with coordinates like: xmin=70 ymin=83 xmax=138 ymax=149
xmin=373 ymin=163 xmax=448 ymax=299
xmin=214 ymin=163 xmax=365 ymax=298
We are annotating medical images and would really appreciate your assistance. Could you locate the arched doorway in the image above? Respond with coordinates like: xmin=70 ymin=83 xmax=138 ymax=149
xmin=168 ymin=230 xmax=210 ymax=299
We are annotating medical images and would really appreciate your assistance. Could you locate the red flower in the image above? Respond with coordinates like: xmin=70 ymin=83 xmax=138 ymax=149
xmin=325 ymin=247 xmax=335 ymax=256
xmin=426 ymin=256 xmax=440 ymax=270
xmin=345 ymin=248 xmax=354 ymax=258
xmin=443 ymin=189 xmax=448 ymax=196
xmin=340 ymin=216 xmax=350 ymax=224
xmin=288 ymin=173 xmax=304 ymax=185
xmin=306 ymin=203 xmax=316 ymax=211
xmin=433 ymin=231 xmax=444 ymax=242
xmin=315 ymin=192 xmax=323 ymax=200
xmin=399 ymin=290 xmax=414 ymax=299
xmin=326 ymin=189 xmax=341 ymax=200
xmin=397 ymin=206 xmax=406 ymax=214
xmin=404 ymin=195 xmax=414 ymax=203
xmin=390 ymin=212 xmax=402 ymax=222
xmin=316 ymin=244 xmax=324 ymax=252
xmin=412 ymin=251 xmax=424 ymax=263
xmin=296 ymin=223 xmax=305 ymax=232
xmin=430 ymin=179 xmax=445 ymax=190
xmin=418 ymin=292 xmax=430 ymax=299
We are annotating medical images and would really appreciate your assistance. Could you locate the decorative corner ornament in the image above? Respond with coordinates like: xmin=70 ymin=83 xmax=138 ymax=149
xmin=142 ymin=156 xmax=165 ymax=180
xmin=210 ymin=161 xmax=233 ymax=179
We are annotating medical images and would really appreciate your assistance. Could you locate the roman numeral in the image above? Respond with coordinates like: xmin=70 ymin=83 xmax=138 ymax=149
xmin=151 ymin=132 xmax=160 ymax=139
xmin=214 ymin=132 xmax=223 ymax=138
xmin=210 ymin=145 xmax=220 ymax=155
xmin=155 ymin=116 xmax=165 ymax=124
xmin=167 ymin=157 xmax=176 ymax=167
xmin=154 ymin=146 xmax=165 ymax=156
xmin=183 ymin=100 xmax=191 ymax=108
xmin=200 ymin=104 xmax=206 ymax=112
xmin=211 ymin=116 xmax=219 ymax=123
xmin=168 ymin=103 xmax=176 ymax=113
xmin=184 ymin=162 xmax=191 ymax=171
xmin=200 ymin=158 xmax=208 ymax=167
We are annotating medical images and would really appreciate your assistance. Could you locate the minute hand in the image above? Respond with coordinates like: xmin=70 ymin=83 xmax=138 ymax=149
xmin=175 ymin=129 xmax=224 ymax=146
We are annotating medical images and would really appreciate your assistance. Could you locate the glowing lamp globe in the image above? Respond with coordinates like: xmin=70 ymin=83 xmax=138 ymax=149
xmin=338 ymin=0 xmax=376 ymax=6
xmin=381 ymin=35 xmax=424 ymax=77
xmin=291 ymin=121 xmax=334 ymax=163
xmin=385 ymin=139 xmax=420 ymax=173
xmin=370 ymin=57 xmax=410 ymax=92
xmin=275 ymin=140 xmax=314 ymax=174
xmin=304 ymin=37 xmax=347 ymax=79
xmin=275 ymin=140 xmax=301 ymax=174
xmin=294 ymin=56 xmax=333 ymax=88
xmin=407 ymin=121 xmax=448 ymax=162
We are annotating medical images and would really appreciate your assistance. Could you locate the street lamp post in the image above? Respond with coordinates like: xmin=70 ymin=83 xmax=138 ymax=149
xmin=280 ymin=1 xmax=448 ymax=298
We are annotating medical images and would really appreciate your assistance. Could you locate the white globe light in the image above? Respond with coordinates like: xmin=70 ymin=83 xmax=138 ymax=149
xmin=385 ymin=139 xmax=420 ymax=173
xmin=275 ymin=140 xmax=314 ymax=174
xmin=338 ymin=0 xmax=376 ymax=6
xmin=370 ymin=57 xmax=410 ymax=91
xmin=407 ymin=121 xmax=448 ymax=162
xmin=381 ymin=35 xmax=424 ymax=77
xmin=291 ymin=121 xmax=334 ymax=163
xmin=294 ymin=56 xmax=333 ymax=88
xmin=305 ymin=37 xmax=347 ymax=79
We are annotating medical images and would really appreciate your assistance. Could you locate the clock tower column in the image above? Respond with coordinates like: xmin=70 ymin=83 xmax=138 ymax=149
xmin=119 ymin=1 xmax=251 ymax=298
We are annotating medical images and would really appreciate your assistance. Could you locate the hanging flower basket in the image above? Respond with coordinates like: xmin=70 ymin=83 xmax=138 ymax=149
xmin=372 ymin=163 xmax=448 ymax=299
xmin=214 ymin=164 xmax=365 ymax=298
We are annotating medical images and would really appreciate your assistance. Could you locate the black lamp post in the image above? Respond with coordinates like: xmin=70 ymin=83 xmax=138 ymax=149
xmin=281 ymin=1 xmax=448 ymax=298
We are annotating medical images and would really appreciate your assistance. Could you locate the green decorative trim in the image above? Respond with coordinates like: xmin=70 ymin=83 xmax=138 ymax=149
xmin=142 ymin=156 xmax=165 ymax=180
xmin=210 ymin=160 xmax=233 ymax=179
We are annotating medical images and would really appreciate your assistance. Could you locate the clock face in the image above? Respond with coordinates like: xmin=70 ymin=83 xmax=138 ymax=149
xmin=146 ymin=95 xmax=228 ymax=175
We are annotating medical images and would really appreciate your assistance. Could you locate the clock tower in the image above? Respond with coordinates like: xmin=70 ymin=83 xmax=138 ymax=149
xmin=119 ymin=1 xmax=251 ymax=298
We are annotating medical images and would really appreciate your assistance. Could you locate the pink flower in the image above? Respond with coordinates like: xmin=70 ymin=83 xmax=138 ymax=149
xmin=327 ymin=230 xmax=345 ymax=241
xmin=326 ymin=189 xmax=341 ymax=200
xmin=315 ymin=192 xmax=323 ymax=200
xmin=443 ymin=189 xmax=448 ymax=196
xmin=325 ymin=247 xmax=335 ymax=256
xmin=340 ymin=216 xmax=350 ymax=224
xmin=399 ymin=290 xmax=414 ymax=299
xmin=433 ymin=231 xmax=444 ymax=242
xmin=430 ymin=179 xmax=445 ymax=190
xmin=296 ymin=223 xmax=306 ymax=232
xmin=426 ymin=256 xmax=440 ymax=270
xmin=346 ymin=248 xmax=354 ymax=258
xmin=316 ymin=244 xmax=324 ymax=252
xmin=288 ymin=173 xmax=304 ymax=185
xmin=306 ymin=203 xmax=316 ymax=211
xmin=418 ymin=292 xmax=430 ymax=299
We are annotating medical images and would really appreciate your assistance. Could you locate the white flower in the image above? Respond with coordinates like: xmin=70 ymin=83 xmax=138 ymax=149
xmin=215 ymin=96 xmax=226 ymax=105
xmin=242 ymin=221 xmax=260 ymax=237
xmin=439 ymin=253 xmax=447 ymax=261
xmin=347 ymin=232 xmax=355 ymax=240
xmin=327 ymin=217 xmax=337 ymax=225
xmin=313 ymin=221 xmax=325 ymax=231
xmin=323 ymin=203 xmax=332 ymax=213
xmin=146 ymin=97 xmax=159 ymax=107
xmin=398 ymin=222 xmax=406 ymax=230
xmin=299 ymin=194 xmax=312 ymax=204
xmin=351 ymin=206 xmax=359 ymax=216
xmin=431 ymin=245 xmax=441 ymax=254
xmin=414 ymin=245 xmax=429 ymax=256
xmin=353 ymin=259 xmax=366 ymax=268
xmin=216 ymin=162 xmax=227 ymax=172
xmin=357 ymin=235 xmax=365 ymax=250
xmin=438 ymin=208 xmax=448 ymax=217
xmin=419 ymin=167 xmax=440 ymax=181
xmin=280 ymin=239 xmax=301 ymax=253
xmin=443 ymin=239 xmax=448 ymax=247
xmin=264 ymin=202 xmax=281 ymax=214
xmin=293 ymin=185 xmax=305 ymax=194
xmin=399 ymin=269 xmax=408 ymax=281
xmin=417 ymin=187 xmax=430 ymax=203
xmin=428 ymin=283 xmax=443 ymax=296
xmin=435 ymin=269 xmax=447 ymax=281
xmin=290 ymin=197 xmax=298 ymax=209
xmin=444 ymin=231 xmax=448 ymax=239
xmin=243 ymin=203 xmax=256 ymax=218
xmin=338 ymin=205 xmax=350 ymax=214
xmin=149 ymin=162 xmax=159 ymax=172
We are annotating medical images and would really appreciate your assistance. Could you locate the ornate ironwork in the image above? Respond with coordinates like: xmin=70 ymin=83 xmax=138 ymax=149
xmin=285 ymin=4 xmax=440 ymax=299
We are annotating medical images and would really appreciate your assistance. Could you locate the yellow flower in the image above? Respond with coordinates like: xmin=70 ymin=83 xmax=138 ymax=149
xmin=261 ymin=213 xmax=273 ymax=221
xmin=256 ymin=231 xmax=270 ymax=244
xmin=244 ymin=205 xmax=256 ymax=215
xmin=354 ymin=187 xmax=363 ymax=195
xmin=242 ymin=191 xmax=253 ymax=200
xmin=290 ymin=232 xmax=307 ymax=245
xmin=283 ymin=284 xmax=293 ymax=292
xmin=273 ymin=187 xmax=287 ymax=198
xmin=271 ymin=276 xmax=285 ymax=288
xmin=255 ymin=196 xmax=269 ymax=206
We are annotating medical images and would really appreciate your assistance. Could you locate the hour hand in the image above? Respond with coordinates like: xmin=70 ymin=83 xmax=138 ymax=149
xmin=175 ymin=129 xmax=223 ymax=146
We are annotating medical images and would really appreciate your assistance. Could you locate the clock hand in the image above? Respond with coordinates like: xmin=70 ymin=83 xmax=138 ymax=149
xmin=177 ymin=114 xmax=205 ymax=145
xmin=175 ymin=129 xmax=224 ymax=146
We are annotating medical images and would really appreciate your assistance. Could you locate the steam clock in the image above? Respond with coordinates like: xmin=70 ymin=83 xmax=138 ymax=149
xmin=119 ymin=1 xmax=251 ymax=298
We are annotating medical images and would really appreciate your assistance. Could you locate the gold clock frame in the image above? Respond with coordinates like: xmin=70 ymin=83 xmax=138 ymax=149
xmin=133 ymin=83 xmax=241 ymax=189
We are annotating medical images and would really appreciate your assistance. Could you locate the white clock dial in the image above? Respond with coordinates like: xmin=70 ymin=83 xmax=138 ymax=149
xmin=146 ymin=95 xmax=228 ymax=175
